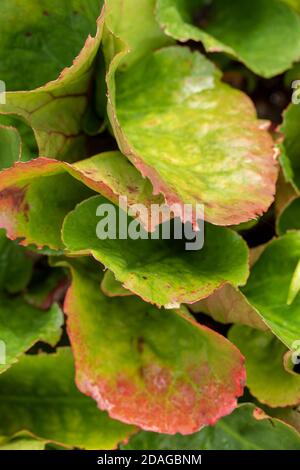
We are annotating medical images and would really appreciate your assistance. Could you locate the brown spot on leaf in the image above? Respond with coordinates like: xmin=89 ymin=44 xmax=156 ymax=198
xmin=0 ymin=186 xmax=28 ymax=212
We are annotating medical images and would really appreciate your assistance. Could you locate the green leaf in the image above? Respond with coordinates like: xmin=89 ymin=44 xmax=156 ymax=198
xmin=156 ymin=0 xmax=300 ymax=78
xmin=229 ymin=325 xmax=300 ymax=407
xmin=107 ymin=45 xmax=277 ymax=226
xmin=0 ymin=432 xmax=46 ymax=450
xmin=0 ymin=296 xmax=63 ymax=373
xmin=101 ymin=270 xmax=131 ymax=297
xmin=242 ymin=232 xmax=300 ymax=349
xmin=63 ymin=261 xmax=245 ymax=434
xmin=104 ymin=0 xmax=173 ymax=69
xmin=0 ymin=229 xmax=33 ymax=293
xmin=0 ymin=152 xmax=167 ymax=249
xmin=0 ymin=0 xmax=102 ymax=91
xmin=0 ymin=348 xmax=134 ymax=449
xmin=0 ymin=116 xmax=38 ymax=162
xmin=0 ymin=159 xmax=94 ymax=250
xmin=277 ymin=197 xmax=300 ymax=235
xmin=62 ymin=195 xmax=249 ymax=307
xmin=266 ymin=406 xmax=300 ymax=434
xmin=122 ymin=404 xmax=300 ymax=450
xmin=0 ymin=126 xmax=21 ymax=170
xmin=280 ymin=104 xmax=300 ymax=192
xmin=191 ymin=284 xmax=268 ymax=331
xmin=0 ymin=2 xmax=104 ymax=160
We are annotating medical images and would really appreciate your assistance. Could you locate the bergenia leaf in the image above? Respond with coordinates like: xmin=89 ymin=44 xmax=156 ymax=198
xmin=62 ymin=195 xmax=249 ymax=307
xmin=242 ymin=232 xmax=300 ymax=349
xmin=0 ymin=159 xmax=94 ymax=249
xmin=0 ymin=2 xmax=104 ymax=160
xmin=0 ymin=115 xmax=38 ymax=162
xmin=0 ymin=296 xmax=63 ymax=374
xmin=104 ymin=0 xmax=173 ymax=68
xmin=63 ymin=261 xmax=245 ymax=434
xmin=0 ymin=152 xmax=167 ymax=249
xmin=101 ymin=270 xmax=131 ymax=297
xmin=280 ymin=103 xmax=300 ymax=192
xmin=277 ymin=196 xmax=300 ymax=235
xmin=0 ymin=126 xmax=21 ymax=170
xmin=0 ymin=229 xmax=33 ymax=293
xmin=282 ymin=0 xmax=300 ymax=13
xmin=229 ymin=325 xmax=300 ymax=407
xmin=0 ymin=348 xmax=134 ymax=449
xmin=107 ymin=45 xmax=277 ymax=226
xmin=156 ymin=0 xmax=300 ymax=78
xmin=191 ymin=284 xmax=268 ymax=331
xmin=267 ymin=406 xmax=300 ymax=434
xmin=122 ymin=404 xmax=300 ymax=450
xmin=0 ymin=432 xmax=46 ymax=451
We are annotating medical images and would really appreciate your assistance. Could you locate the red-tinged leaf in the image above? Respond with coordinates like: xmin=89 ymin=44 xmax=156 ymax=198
xmin=0 ymin=152 xmax=164 ymax=249
xmin=105 ymin=41 xmax=278 ymax=226
xmin=63 ymin=260 xmax=246 ymax=434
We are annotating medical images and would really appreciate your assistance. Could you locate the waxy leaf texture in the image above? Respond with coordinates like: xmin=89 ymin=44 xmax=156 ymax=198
xmin=0 ymin=348 xmax=134 ymax=449
xmin=108 ymin=46 xmax=277 ymax=226
xmin=64 ymin=262 xmax=245 ymax=434
xmin=0 ymin=0 xmax=299 ymax=450
xmin=62 ymin=195 xmax=249 ymax=307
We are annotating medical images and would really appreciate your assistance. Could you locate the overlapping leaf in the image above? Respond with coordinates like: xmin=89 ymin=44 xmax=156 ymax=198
xmin=156 ymin=0 xmax=300 ymax=78
xmin=0 ymin=126 xmax=22 ymax=170
xmin=280 ymin=103 xmax=300 ymax=192
xmin=0 ymin=348 xmax=134 ymax=449
xmin=62 ymin=195 xmax=249 ymax=307
xmin=0 ymin=432 xmax=46 ymax=450
xmin=0 ymin=151 xmax=164 ymax=249
xmin=191 ymin=284 xmax=267 ymax=331
xmin=0 ymin=1 xmax=104 ymax=160
xmin=0 ymin=296 xmax=63 ymax=374
xmin=107 ymin=43 xmax=277 ymax=226
xmin=63 ymin=261 xmax=245 ymax=434
xmin=0 ymin=229 xmax=33 ymax=293
xmin=101 ymin=270 xmax=131 ymax=297
xmin=267 ymin=406 xmax=300 ymax=434
xmin=122 ymin=404 xmax=300 ymax=450
xmin=104 ymin=0 xmax=173 ymax=68
xmin=242 ymin=232 xmax=300 ymax=349
xmin=229 ymin=325 xmax=300 ymax=407
xmin=277 ymin=197 xmax=300 ymax=234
